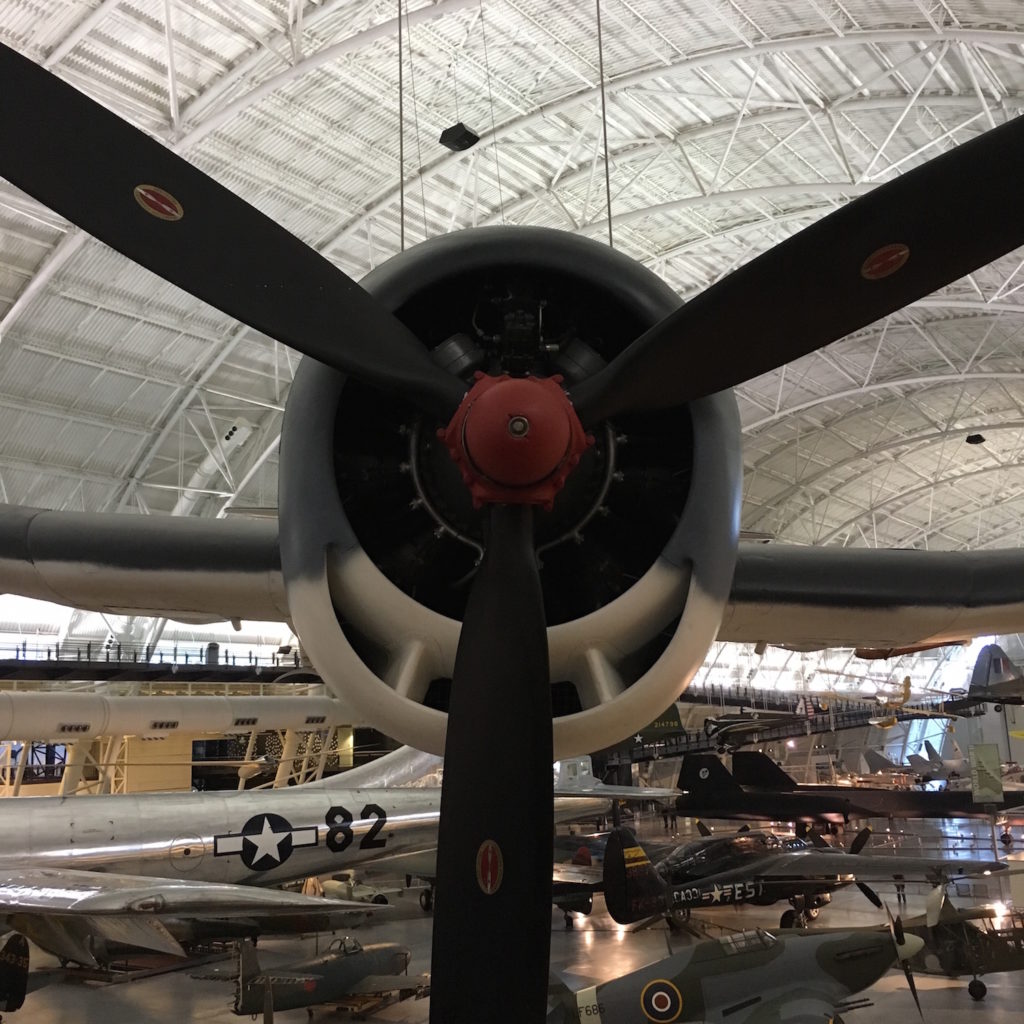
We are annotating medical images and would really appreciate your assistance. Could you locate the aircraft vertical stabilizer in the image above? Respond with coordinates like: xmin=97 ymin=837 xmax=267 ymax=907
xmin=731 ymin=751 xmax=798 ymax=791
xmin=234 ymin=938 xmax=261 ymax=1013
xmin=864 ymin=749 xmax=900 ymax=774
xmin=970 ymin=644 xmax=1017 ymax=690
xmin=0 ymin=933 xmax=28 ymax=1012
xmin=601 ymin=827 xmax=667 ymax=924
xmin=680 ymin=754 xmax=746 ymax=795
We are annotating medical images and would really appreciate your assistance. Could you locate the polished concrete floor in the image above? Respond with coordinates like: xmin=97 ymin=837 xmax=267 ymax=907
xmin=17 ymin=810 xmax=1024 ymax=1022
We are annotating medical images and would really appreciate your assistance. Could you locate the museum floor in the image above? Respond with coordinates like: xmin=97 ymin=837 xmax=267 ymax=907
xmin=18 ymin=809 xmax=1024 ymax=1022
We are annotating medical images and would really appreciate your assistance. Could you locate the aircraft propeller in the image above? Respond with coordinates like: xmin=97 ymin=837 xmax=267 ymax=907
xmin=845 ymin=826 xmax=885 ymax=910
xmin=886 ymin=904 xmax=925 ymax=1019
xmin=4 ymin=39 xmax=1024 ymax=1024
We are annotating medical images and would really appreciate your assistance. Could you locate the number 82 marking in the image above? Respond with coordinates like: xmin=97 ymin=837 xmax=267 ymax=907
xmin=325 ymin=803 xmax=388 ymax=853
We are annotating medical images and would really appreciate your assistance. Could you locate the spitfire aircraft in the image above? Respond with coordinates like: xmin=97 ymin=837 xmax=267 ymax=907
xmin=547 ymin=913 xmax=925 ymax=1024
xmin=601 ymin=826 xmax=1004 ymax=930
xmin=5 ymin=39 xmax=1024 ymax=1023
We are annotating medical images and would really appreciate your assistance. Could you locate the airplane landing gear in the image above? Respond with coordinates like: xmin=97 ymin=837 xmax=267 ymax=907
xmin=563 ymin=911 xmax=574 ymax=930
xmin=968 ymin=978 xmax=987 ymax=1000
xmin=419 ymin=887 xmax=434 ymax=912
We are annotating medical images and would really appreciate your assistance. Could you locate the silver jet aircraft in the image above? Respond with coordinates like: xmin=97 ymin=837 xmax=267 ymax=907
xmin=0 ymin=747 xmax=613 ymax=966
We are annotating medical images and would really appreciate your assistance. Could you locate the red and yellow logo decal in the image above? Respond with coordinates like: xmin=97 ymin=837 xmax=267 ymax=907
xmin=133 ymin=184 xmax=184 ymax=221
xmin=860 ymin=242 xmax=909 ymax=280
xmin=476 ymin=839 xmax=503 ymax=895
xmin=641 ymin=978 xmax=683 ymax=1022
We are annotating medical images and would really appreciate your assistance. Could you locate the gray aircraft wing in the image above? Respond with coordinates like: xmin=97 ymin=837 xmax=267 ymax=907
xmin=753 ymin=849 xmax=1006 ymax=881
xmin=0 ymin=865 xmax=376 ymax=961
xmin=6 ymin=506 xmax=1024 ymax=646
xmin=0 ymin=505 xmax=286 ymax=623
xmin=721 ymin=544 xmax=1024 ymax=646
xmin=551 ymin=862 xmax=602 ymax=886
xmin=346 ymin=973 xmax=430 ymax=994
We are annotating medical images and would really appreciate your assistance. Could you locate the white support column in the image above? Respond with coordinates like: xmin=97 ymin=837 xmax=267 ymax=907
xmin=58 ymin=740 xmax=89 ymax=797
xmin=238 ymin=729 xmax=259 ymax=791
xmin=0 ymin=745 xmax=12 ymax=796
xmin=11 ymin=743 xmax=27 ymax=798
xmin=314 ymin=727 xmax=335 ymax=781
xmin=273 ymin=729 xmax=300 ymax=788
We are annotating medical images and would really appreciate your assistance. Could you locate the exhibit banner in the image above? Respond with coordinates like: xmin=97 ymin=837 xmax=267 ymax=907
xmin=969 ymin=742 xmax=1004 ymax=803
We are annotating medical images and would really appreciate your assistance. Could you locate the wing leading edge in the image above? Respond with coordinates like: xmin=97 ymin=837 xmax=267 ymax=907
xmin=4 ymin=505 xmax=1024 ymax=647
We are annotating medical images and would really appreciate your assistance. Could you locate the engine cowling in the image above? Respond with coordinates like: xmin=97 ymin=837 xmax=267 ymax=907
xmin=279 ymin=227 xmax=741 ymax=757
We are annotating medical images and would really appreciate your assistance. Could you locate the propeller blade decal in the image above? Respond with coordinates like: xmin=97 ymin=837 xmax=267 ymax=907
xmin=572 ymin=114 xmax=1024 ymax=424
xmin=0 ymin=43 xmax=464 ymax=421
xmin=430 ymin=504 xmax=553 ymax=1022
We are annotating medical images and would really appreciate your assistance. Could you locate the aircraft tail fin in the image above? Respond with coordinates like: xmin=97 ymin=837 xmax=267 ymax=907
xmin=863 ymin=749 xmax=898 ymax=774
xmin=970 ymin=643 xmax=1018 ymax=690
xmin=680 ymin=754 xmax=746 ymax=796
xmin=602 ymin=827 xmax=668 ymax=924
xmin=907 ymin=753 xmax=933 ymax=774
xmin=554 ymin=755 xmax=595 ymax=790
xmin=730 ymin=751 xmax=797 ymax=791
xmin=0 ymin=934 xmax=28 ymax=1012
xmin=924 ymin=739 xmax=943 ymax=763
xmin=234 ymin=938 xmax=264 ymax=1015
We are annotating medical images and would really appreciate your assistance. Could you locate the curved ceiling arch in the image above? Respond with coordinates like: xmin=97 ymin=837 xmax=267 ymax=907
xmin=752 ymin=415 xmax=1024 ymax=538
xmin=322 ymin=24 xmax=1024 ymax=250
xmin=811 ymin=461 xmax=1024 ymax=546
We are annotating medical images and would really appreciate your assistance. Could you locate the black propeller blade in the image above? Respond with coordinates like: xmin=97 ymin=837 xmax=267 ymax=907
xmin=0 ymin=43 xmax=464 ymax=421
xmin=903 ymin=959 xmax=923 ymax=1019
xmin=885 ymin=904 xmax=924 ymax=1018
xmin=572 ymin=114 xmax=1024 ymax=424
xmin=856 ymin=881 xmax=883 ymax=909
xmin=849 ymin=826 xmax=872 ymax=855
xmin=430 ymin=504 xmax=553 ymax=1022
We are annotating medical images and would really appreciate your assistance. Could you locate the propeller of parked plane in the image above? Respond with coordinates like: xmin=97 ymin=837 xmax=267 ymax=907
xmin=4 ymin=40 xmax=1024 ymax=1023
xmin=886 ymin=903 xmax=924 ymax=1018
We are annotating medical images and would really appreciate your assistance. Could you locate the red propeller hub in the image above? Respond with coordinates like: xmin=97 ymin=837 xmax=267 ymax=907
xmin=439 ymin=373 xmax=593 ymax=509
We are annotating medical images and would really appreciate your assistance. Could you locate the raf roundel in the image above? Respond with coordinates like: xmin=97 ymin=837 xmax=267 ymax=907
xmin=640 ymin=978 xmax=683 ymax=1023
xmin=476 ymin=839 xmax=504 ymax=895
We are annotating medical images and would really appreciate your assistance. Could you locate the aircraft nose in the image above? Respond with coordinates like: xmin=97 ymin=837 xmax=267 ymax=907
xmin=896 ymin=933 xmax=924 ymax=960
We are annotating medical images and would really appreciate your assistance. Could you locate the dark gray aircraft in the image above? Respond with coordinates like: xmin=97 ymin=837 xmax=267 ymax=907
xmin=726 ymin=752 xmax=1019 ymax=819
xmin=601 ymin=826 xmax=1004 ymax=929
xmin=6 ymin=41 xmax=1024 ymax=1022
xmin=0 ymin=934 xmax=28 ymax=1022
xmin=702 ymin=709 xmax=811 ymax=752
xmin=233 ymin=936 xmax=417 ymax=1021
xmin=903 ymin=895 xmax=1024 ymax=1001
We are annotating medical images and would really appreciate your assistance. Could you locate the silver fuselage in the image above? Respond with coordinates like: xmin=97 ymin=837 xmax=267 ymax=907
xmin=0 ymin=781 xmax=607 ymax=888
xmin=0 ymin=780 xmax=442 ymax=887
